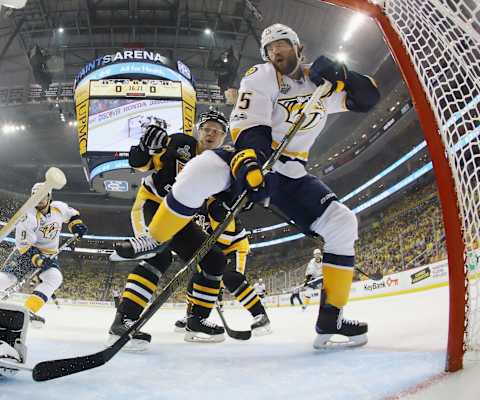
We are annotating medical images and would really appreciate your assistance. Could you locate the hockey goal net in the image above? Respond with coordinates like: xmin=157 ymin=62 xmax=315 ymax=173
xmin=320 ymin=0 xmax=480 ymax=371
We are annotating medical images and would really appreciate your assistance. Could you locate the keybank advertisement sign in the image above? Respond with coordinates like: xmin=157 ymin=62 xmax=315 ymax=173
xmin=74 ymin=50 xmax=193 ymax=88
xmin=348 ymin=259 xmax=451 ymax=299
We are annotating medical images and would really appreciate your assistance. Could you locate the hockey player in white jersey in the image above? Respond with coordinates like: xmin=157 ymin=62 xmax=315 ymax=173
xmin=253 ymin=278 xmax=266 ymax=299
xmin=0 ymin=183 xmax=87 ymax=326
xmin=303 ymin=248 xmax=324 ymax=309
xmin=305 ymin=248 xmax=323 ymax=288
xmin=115 ymin=23 xmax=379 ymax=349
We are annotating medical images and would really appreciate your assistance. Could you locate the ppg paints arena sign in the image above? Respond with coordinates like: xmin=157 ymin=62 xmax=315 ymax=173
xmin=74 ymin=50 xmax=190 ymax=87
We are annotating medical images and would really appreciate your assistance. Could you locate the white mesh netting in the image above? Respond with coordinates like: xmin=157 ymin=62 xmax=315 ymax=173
xmin=378 ymin=0 xmax=480 ymax=354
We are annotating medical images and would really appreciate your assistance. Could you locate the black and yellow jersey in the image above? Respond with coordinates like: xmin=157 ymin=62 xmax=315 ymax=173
xmin=129 ymin=133 xmax=198 ymax=198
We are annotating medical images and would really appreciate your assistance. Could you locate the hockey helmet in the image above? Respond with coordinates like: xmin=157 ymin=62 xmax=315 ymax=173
xmin=313 ymin=248 xmax=321 ymax=256
xmin=196 ymin=110 xmax=228 ymax=133
xmin=31 ymin=182 xmax=52 ymax=197
xmin=260 ymin=23 xmax=301 ymax=61
xmin=31 ymin=182 xmax=52 ymax=208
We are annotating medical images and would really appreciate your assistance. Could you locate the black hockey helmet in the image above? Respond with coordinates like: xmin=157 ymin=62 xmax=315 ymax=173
xmin=196 ymin=110 xmax=228 ymax=133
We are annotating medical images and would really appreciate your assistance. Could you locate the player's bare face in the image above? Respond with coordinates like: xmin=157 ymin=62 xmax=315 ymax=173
xmin=266 ymin=40 xmax=298 ymax=75
xmin=198 ymin=121 xmax=225 ymax=151
xmin=35 ymin=195 xmax=50 ymax=212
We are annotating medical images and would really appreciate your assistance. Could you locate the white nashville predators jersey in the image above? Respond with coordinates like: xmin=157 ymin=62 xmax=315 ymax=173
xmin=253 ymin=282 xmax=266 ymax=296
xmin=230 ymin=62 xmax=347 ymax=178
xmin=306 ymin=258 xmax=323 ymax=279
xmin=15 ymin=201 xmax=79 ymax=254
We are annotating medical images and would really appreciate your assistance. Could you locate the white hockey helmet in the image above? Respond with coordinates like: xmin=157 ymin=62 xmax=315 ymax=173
xmin=313 ymin=248 xmax=321 ymax=256
xmin=260 ymin=23 xmax=301 ymax=61
xmin=259 ymin=278 xmax=263 ymax=283
xmin=31 ymin=182 xmax=52 ymax=197
xmin=31 ymin=182 xmax=52 ymax=208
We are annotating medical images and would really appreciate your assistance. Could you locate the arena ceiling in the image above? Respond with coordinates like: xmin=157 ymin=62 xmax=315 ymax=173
xmin=0 ymin=0 xmax=412 ymax=231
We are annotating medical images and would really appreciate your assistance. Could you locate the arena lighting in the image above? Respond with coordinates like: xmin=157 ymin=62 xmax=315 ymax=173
xmin=336 ymin=52 xmax=348 ymax=62
xmin=204 ymin=28 xmax=212 ymax=35
xmin=343 ymin=13 xmax=365 ymax=42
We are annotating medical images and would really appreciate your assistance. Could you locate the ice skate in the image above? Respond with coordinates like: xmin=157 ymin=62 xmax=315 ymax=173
xmin=251 ymin=313 xmax=272 ymax=336
xmin=29 ymin=312 xmax=45 ymax=329
xmin=174 ymin=315 xmax=187 ymax=333
xmin=313 ymin=304 xmax=368 ymax=349
xmin=113 ymin=235 xmax=165 ymax=260
xmin=107 ymin=312 xmax=151 ymax=352
xmin=184 ymin=315 xmax=225 ymax=343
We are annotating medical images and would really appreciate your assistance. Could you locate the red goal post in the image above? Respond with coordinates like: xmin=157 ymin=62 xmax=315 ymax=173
xmin=318 ymin=0 xmax=479 ymax=372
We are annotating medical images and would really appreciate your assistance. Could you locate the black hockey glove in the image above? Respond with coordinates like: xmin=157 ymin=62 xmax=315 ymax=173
xmin=230 ymin=149 xmax=268 ymax=203
xmin=309 ymin=55 xmax=347 ymax=92
xmin=30 ymin=250 xmax=59 ymax=270
xmin=139 ymin=119 xmax=169 ymax=154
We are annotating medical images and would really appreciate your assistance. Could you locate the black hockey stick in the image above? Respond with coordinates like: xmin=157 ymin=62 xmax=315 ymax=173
xmin=30 ymin=81 xmax=331 ymax=382
xmin=266 ymin=205 xmax=384 ymax=281
xmin=216 ymin=305 xmax=252 ymax=341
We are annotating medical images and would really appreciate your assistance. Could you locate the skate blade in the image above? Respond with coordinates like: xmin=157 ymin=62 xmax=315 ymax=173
xmin=106 ymin=335 xmax=149 ymax=352
xmin=313 ymin=333 xmax=368 ymax=350
xmin=174 ymin=326 xmax=186 ymax=333
xmin=109 ymin=251 xmax=156 ymax=262
xmin=252 ymin=325 xmax=272 ymax=337
xmin=30 ymin=320 xmax=45 ymax=329
xmin=184 ymin=331 xmax=225 ymax=343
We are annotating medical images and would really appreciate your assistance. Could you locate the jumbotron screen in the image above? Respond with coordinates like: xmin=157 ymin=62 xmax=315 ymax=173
xmin=87 ymin=98 xmax=183 ymax=152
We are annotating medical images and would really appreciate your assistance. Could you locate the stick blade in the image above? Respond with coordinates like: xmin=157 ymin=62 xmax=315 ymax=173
xmin=370 ymin=271 xmax=384 ymax=281
xmin=32 ymin=348 xmax=111 ymax=381
xmin=225 ymin=328 xmax=252 ymax=341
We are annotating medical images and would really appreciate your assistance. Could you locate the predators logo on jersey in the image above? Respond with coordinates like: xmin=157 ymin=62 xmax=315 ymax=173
xmin=278 ymin=94 xmax=327 ymax=131
xmin=39 ymin=222 xmax=60 ymax=240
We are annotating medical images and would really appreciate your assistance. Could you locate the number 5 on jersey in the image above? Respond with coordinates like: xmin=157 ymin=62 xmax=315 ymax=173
xmin=238 ymin=92 xmax=252 ymax=110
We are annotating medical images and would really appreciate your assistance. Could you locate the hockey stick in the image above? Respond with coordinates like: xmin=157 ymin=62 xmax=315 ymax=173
xmin=266 ymin=205 xmax=384 ymax=281
xmin=216 ymin=305 xmax=252 ymax=341
xmin=1 ymin=235 xmax=79 ymax=301
xmin=31 ymin=81 xmax=332 ymax=382
xmin=0 ymin=168 xmax=66 ymax=243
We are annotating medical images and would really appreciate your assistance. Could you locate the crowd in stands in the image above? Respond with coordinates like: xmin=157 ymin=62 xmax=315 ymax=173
xmin=0 ymin=180 xmax=449 ymax=300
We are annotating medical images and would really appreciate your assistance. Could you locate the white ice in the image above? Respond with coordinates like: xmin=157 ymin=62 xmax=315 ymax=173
xmin=1 ymin=286 xmax=479 ymax=400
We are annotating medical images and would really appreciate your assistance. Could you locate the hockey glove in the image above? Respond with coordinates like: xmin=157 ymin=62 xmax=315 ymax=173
xmin=304 ymin=275 xmax=313 ymax=287
xmin=309 ymin=55 xmax=347 ymax=92
xmin=31 ymin=252 xmax=59 ymax=270
xmin=139 ymin=119 xmax=169 ymax=154
xmin=68 ymin=217 xmax=88 ymax=238
xmin=230 ymin=149 xmax=268 ymax=203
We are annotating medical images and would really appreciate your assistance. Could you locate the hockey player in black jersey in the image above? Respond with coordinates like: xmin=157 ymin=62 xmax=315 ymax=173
xmin=174 ymin=195 xmax=271 ymax=336
xmin=110 ymin=111 xmax=232 ymax=348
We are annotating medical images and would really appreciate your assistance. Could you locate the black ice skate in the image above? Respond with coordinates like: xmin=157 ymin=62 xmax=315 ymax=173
xmin=184 ymin=315 xmax=225 ymax=343
xmin=29 ymin=312 xmax=45 ymax=329
xmin=107 ymin=312 xmax=152 ymax=352
xmin=313 ymin=303 xmax=368 ymax=349
xmin=174 ymin=315 xmax=187 ymax=333
xmin=251 ymin=313 xmax=272 ymax=336
xmin=113 ymin=235 xmax=165 ymax=260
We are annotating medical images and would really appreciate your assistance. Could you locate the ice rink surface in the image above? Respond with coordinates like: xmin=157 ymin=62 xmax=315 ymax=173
xmin=1 ymin=286 xmax=479 ymax=400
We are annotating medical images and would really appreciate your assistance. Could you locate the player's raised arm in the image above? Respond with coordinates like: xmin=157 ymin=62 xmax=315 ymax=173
xmin=308 ymin=55 xmax=380 ymax=113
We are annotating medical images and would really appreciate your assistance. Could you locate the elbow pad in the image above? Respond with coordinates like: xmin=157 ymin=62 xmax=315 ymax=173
xmin=234 ymin=125 xmax=273 ymax=165
xmin=345 ymin=71 xmax=380 ymax=112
